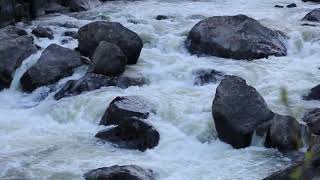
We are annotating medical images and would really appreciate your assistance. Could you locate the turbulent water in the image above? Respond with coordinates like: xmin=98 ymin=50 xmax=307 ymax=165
xmin=1 ymin=0 xmax=320 ymax=179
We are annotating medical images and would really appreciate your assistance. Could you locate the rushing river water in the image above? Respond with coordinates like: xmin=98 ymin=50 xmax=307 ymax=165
xmin=1 ymin=0 xmax=320 ymax=179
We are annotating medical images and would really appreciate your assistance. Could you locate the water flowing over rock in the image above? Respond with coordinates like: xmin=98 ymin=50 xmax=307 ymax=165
xmin=89 ymin=41 xmax=127 ymax=76
xmin=54 ymin=73 xmax=147 ymax=100
xmin=193 ymin=69 xmax=225 ymax=86
xmin=302 ymin=8 xmax=320 ymax=22
xmin=31 ymin=26 xmax=54 ymax=39
xmin=84 ymin=165 xmax=155 ymax=180
xmin=78 ymin=21 xmax=143 ymax=64
xmin=186 ymin=14 xmax=287 ymax=60
xmin=304 ymin=84 xmax=320 ymax=100
xmin=96 ymin=117 xmax=160 ymax=151
xmin=265 ymin=114 xmax=302 ymax=152
xmin=20 ymin=44 xmax=82 ymax=92
xmin=99 ymin=96 xmax=156 ymax=126
xmin=212 ymin=75 xmax=274 ymax=148
xmin=303 ymin=108 xmax=320 ymax=135
xmin=0 ymin=26 xmax=37 ymax=89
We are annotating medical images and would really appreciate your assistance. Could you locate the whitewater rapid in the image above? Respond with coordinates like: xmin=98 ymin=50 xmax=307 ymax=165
xmin=1 ymin=0 xmax=320 ymax=179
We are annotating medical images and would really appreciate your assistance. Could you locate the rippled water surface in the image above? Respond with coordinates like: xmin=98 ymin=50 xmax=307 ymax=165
xmin=1 ymin=0 xmax=320 ymax=179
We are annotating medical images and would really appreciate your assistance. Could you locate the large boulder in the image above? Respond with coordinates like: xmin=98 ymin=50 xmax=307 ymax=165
xmin=0 ymin=26 xmax=37 ymax=89
xmin=89 ymin=41 xmax=127 ymax=76
xmin=99 ymin=96 xmax=156 ymax=126
xmin=0 ymin=0 xmax=15 ymax=28
xmin=302 ymin=8 xmax=320 ymax=22
xmin=69 ymin=0 xmax=100 ymax=12
xmin=212 ymin=75 xmax=274 ymax=148
xmin=265 ymin=114 xmax=302 ymax=152
xmin=96 ymin=117 xmax=160 ymax=151
xmin=20 ymin=44 xmax=82 ymax=92
xmin=304 ymin=84 xmax=320 ymax=100
xmin=186 ymin=14 xmax=287 ymax=60
xmin=303 ymin=108 xmax=320 ymax=135
xmin=78 ymin=21 xmax=143 ymax=64
xmin=84 ymin=165 xmax=155 ymax=180
xmin=54 ymin=73 xmax=147 ymax=100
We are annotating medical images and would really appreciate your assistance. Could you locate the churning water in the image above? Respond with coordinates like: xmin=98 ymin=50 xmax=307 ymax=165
xmin=1 ymin=0 xmax=320 ymax=179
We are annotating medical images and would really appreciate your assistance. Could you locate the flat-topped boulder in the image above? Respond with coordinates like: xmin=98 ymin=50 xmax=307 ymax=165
xmin=186 ymin=14 xmax=287 ymax=60
xmin=21 ymin=44 xmax=82 ymax=92
xmin=84 ymin=165 xmax=155 ymax=180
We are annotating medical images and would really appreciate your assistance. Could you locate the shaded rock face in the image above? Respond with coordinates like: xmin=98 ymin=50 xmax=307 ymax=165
xmin=99 ymin=96 xmax=156 ymax=126
xmin=54 ymin=73 xmax=147 ymax=100
xmin=20 ymin=44 xmax=82 ymax=92
xmin=0 ymin=26 xmax=37 ymax=89
xmin=265 ymin=114 xmax=302 ymax=152
xmin=78 ymin=21 xmax=143 ymax=64
xmin=0 ymin=0 xmax=15 ymax=28
xmin=96 ymin=117 xmax=160 ymax=151
xmin=302 ymin=8 xmax=320 ymax=22
xmin=212 ymin=75 xmax=274 ymax=148
xmin=193 ymin=69 xmax=225 ymax=86
xmin=32 ymin=26 xmax=54 ymax=39
xmin=84 ymin=165 xmax=155 ymax=180
xmin=304 ymin=84 xmax=320 ymax=100
xmin=186 ymin=14 xmax=287 ymax=60
xmin=303 ymin=108 xmax=320 ymax=135
xmin=89 ymin=41 xmax=127 ymax=76
xmin=68 ymin=0 xmax=100 ymax=12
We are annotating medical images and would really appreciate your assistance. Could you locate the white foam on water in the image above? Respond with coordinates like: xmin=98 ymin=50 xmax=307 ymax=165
xmin=1 ymin=0 xmax=320 ymax=179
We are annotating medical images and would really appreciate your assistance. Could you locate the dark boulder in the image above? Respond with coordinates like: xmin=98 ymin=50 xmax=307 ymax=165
xmin=20 ymin=44 xmax=82 ymax=92
xmin=193 ymin=69 xmax=225 ymax=86
xmin=32 ymin=26 xmax=54 ymax=39
xmin=302 ymin=8 xmax=320 ymax=22
xmin=89 ymin=41 xmax=127 ymax=76
xmin=0 ymin=26 xmax=37 ymax=89
xmin=304 ymin=84 xmax=320 ymax=100
xmin=274 ymin=5 xmax=284 ymax=8
xmin=186 ymin=14 xmax=287 ymax=60
xmin=265 ymin=114 xmax=302 ymax=152
xmin=84 ymin=165 xmax=155 ymax=180
xmin=64 ymin=31 xmax=77 ymax=39
xmin=54 ymin=73 xmax=147 ymax=100
xmin=99 ymin=96 xmax=156 ymax=126
xmin=303 ymin=108 xmax=320 ymax=135
xmin=0 ymin=0 xmax=15 ymax=28
xmin=287 ymin=3 xmax=297 ymax=8
xmin=156 ymin=15 xmax=169 ymax=20
xmin=69 ymin=0 xmax=100 ymax=12
xmin=78 ymin=21 xmax=143 ymax=64
xmin=212 ymin=75 xmax=274 ymax=148
xmin=96 ymin=117 xmax=160 ymax=151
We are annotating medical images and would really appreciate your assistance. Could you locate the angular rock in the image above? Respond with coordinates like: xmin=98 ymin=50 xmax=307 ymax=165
xmin=193 ymin=69 xmax=225 ymax=86
xmin=303 ymin=108 xmax=320 ymax=135
xmin=287 ymin=3 xmax=297 ymax=8
xmin=265 ymin=114 xmax=302 ymax=152
xmin=53 ymin=73 xmax=147 ymax=100
xmin=302 ymin=8 xmax=320 ymax=22
xmin=0 ymin=26 xmax=37 ymax=89
xmin=84 ymin=165 xmax=155 ymax=180
xmin=96 ymin=117 xmax=160 ymax=151
xmin=78 ymin=21 xmax=143 ymax=64
xmin=100 ymin=96 xmax=156 ymax=126
xmin=212 ymin=75 xmax=274 ymax=148
xmin=89 ymin=41 xmax=127 ymax=76
xmin=31 ymin=26 xmax=54 ymax=39
xmin=186 ymin=14 xmax=287 ymax=60
xmin=304 ymin=84 xmax=320 ymax=100
xmin=21 ymin=44 xmax=82 ymax=92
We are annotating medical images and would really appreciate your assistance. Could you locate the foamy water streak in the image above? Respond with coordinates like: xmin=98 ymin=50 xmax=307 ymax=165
xmin=1 ymin=0 xmax=320 ymax=179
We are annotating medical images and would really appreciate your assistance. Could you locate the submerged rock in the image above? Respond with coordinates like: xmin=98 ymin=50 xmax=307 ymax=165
xmin=78 ymin=21 xmax=143 ymax=64
xmin=303 ymin=108 xmax=320 ymax=135
xmin=186 ymin=14 xmax=287 ymax=60
xmin=265 ymin=114 xmax=302 ymax=152
xmin=212 ymin=75 xmax=274 ymax=148
xmin=302 ymin=8 xmax=320 ymax=22
xmin=84 ymin=165 xmax=155 ymax=180
xmin=99 ymin=96 xmax=155 ymax=126
xmin=54 ymin=73 xmax=147 ymax=100
xmin=89 ymin=41 xmax=127 ymax=76
xmin=0 ymin=26 xmax=37 ymax=89
xmin=96 ymin=117 xmax=160 ymax=151
xmin=193 ymin=69 xmax=225 ymax=86
xmin=304 ymin=84 xmax=320 ymax=100
xmin=31 ymin=26 xmax=54 ymax=39
xmin=21 ymin=44 xmax=82 ymax=92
